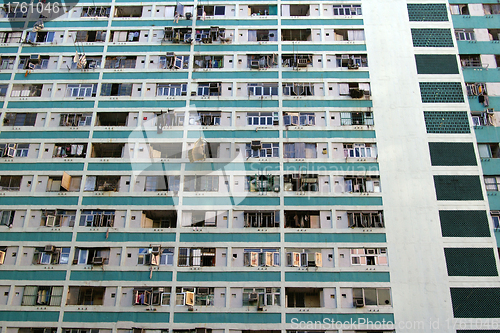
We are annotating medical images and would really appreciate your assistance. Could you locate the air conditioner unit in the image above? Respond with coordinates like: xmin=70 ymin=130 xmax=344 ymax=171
xmin=297 ymin=58 xmax=308 ymax=67
xmin=487 ymin=108 xmax=494 ymax=114
xmin=251 ymin=141 xmax=261 ymax=149
xmin=92 ymin=257 xmax=104 ymax=265
xmin=151 ymin=245 xmax=161 ymax=254
xmin=248 ymin=293 xmax=258 ymax=302
xmin=341 ymin=55 xmax=350 ymax=59
xmin=30 ymin=54 xmax=40 ymax=61
xmin=45 ymin=215 xmax=56 ymax=227
xmin=354 ymin=298 xmax=364 ymax=307
xmin=366 ymin=249 xmax=376 ymax=255
xmin=44 ymin=245 xmax=56 ymax=252
xmin=250 ymin=60 xmax=260 ymax=69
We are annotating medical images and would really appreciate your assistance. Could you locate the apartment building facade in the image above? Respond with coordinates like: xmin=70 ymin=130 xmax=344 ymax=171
xmin=0 ymin=0 xmax=498 ymax=333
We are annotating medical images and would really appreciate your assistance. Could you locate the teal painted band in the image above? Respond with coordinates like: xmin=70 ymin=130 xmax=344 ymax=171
xmin=0 ymin=232 xmax=72 ymax=242
xmin=284 ymin=197 xmax=383 ymax=206
xmin=76 ymin=232 xmax=176 ymax=242
xmin=174 ymin=312 xmax=281 ymax=323
xmin=182 ymin=197 xmax=280 ymax=206
xmin=63 ymin=311 xmax=169 ymax=323
xmin=82 ymin=197 xmax=178 ymax=206
xmin=0 ymin=196 xmax=79 ymax=206
xmin=0 ymin=163 xmax=84 ymax=171
xmin=187 ymin=130 xmax=279 ymax=139
xmin=183 ymin=162 xmax=280 ymax=172
xmin=286 ymin=313 xmax=394 ymax=324
xmin=102 ymin=72 xmax=188 ymax=80
xmin=0 ymin=311 xmax=59 ymax=322
xmin=87 ymin=163 xmax=182 ymax=171
xmin=283 ymin=162 xmax=379 ymax=172
xmin=286 ymin=130 xmax=376 ymax=138
xmin=7 ymin=101 xmax=95 ymax=109
xmin=70 ymin=271 xmax=173 ymax=282
xmin=0 ymin=270 xmax=67 ymax=281
xmin=92 ymin=130 xmax=183 ymax=139
xmin=177 ymin=271 xmax=281 ymax=282
xmin=0 ymin=131 xmax=90 ymax=139
xmin=179 ymin=233 xmax=280 ymax=242
xmin=97 ymin=100 xmax=186 ymax=109
xmin=285 ymin=233 xmax=387 ymax=243
xmin=285 ymin=271 xmax=390 ymax=282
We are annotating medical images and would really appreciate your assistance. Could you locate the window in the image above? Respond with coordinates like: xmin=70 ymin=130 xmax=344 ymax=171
xmin=283 ymin=113 xmax=315 ymax=126
xmin=283 ymin=174 xmax=319 ymax=192
xmin=340 ymin=112 xmax=374 ymax=126
xmin=336 ymin=54 xmax=368 ymax=68
xmin=178 ymin=248 xmax=216 ymax=267
xmin=183 ymin=176 xmax=219 ymax=192
xmin=450 ymin=4 xmax=469 ymax=15
xmin=194 ymin=55 xmax=224 ymax=69
xmin=285 ymin=211 xmax=321 ymax=228
xmin=0 ymin=31 xmax=22 ymax=43
xmin=22 ymin=286 xmax=63 ymax=306
xmin=176 ymin=287 xmax=214 ymax=306
xmin=42 ymin=210 xmax=76 ymax=227
xmin=243 ymin=288 xmax=280 ymax=306
xmin=244 ymin=211 xmax=280 ymax=228
xmin=160 ymin=55 xmax=189 ymax=69
xmin=245 ymin=143 xmax=279 ymax=158
xmin=466 ymin=82 xmax=487 ymax=96
xmin=484 ymin=4 xmax=500 ymax=14
xmin=485 ymin=177 xmax=500 ymax=191
xmin=189 ymin=112 xmax=221 ymax=126
xmin=53 ymin=144 xmax=87 ymax=158
xmin=455 ymin=29 xmax=475 ymax=41
xmin=79 ymin=211 xmax=115 ymax=227
xmin=59 ymin=113 xmax=92 ymax=127
xmin=10 ymin=85 xmax=42 ymax=97
xmin=347 ymin=211 xmax=384 ymax=228
xmin=247 ymin=112 xmax=277 ymax=126
xmin=344 ymin=177 xmax=381 ymax=193
xmin=181 ymin=211 xmax=222 ymax=227
xmin=197 ymin=83 xmax=221 ymax=96
xmin=157 ymin=83 xmax=187 ymax=96
xmin=284 ymin=143 xmax=317 ymax=158
xmin=134 ymin=287 xmax=171 ymax=306
xmin=145 ymin=176 xmax=180 ymax=192
xmin=333 ymin=4 xmax=362 ymax=15
xmin=0 ymin=176 xmax=22 ymax=191
xmin=352 ymin=288 xmax=391 ymax=306
xmin=344 ymin=143 xmax=377 ymax=158
xmin=100 ymin=83 xmax=133 ymax=96
xmin=0 ymin=84 xmax=8 ymax=97
xmin=26 ymin=31 xmax=55 ymax=43
xmin=350 ymin=248 xmax=387 ymax=266
xmin=0 ymin=144 xmax=29 ymax=158
xmin=247 ymin=83 xmax=279 ymax=96
xmin=104 ymin=56 xmax=136 ymax=69
xmin=73 ymin=248 xmax=109 ymax=265
xmin=246 ymin=175 xmax=280 ymax=192
xmin=81 ymin=6 xmax=111 ymax=17
xmin=33 ymin=247 xmax=70 ymax=265
xmin=66 ymin=84 xmax=97 ymax=97
xmin=286 ymin=252 xmax=322 ymax=267
xmin=244 ymin=249 xmax=280 ymax=267
xmin=138 ymin=248 xmax=173 ymax=266
xmin=0 ymin=210 xmax=14 ymax=226
xmin=491 ymin=211 xmax=500 ymax=229
xmin=283 ymin=83 xmax=313 ymax=96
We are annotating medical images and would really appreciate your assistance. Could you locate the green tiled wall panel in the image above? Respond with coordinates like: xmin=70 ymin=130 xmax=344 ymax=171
xmin=433 ymin=175 xmax=484 ymax=200
xmin=0 ymin=22 xmax=24 ymax=28
xmin=451 ymin=288 xmax=500 ymax=318
xmin=70 ymin=271 xmax=173 ymax=281
xmin=285 ymin=233 xmax=386 ymax=243
xmin=496 ymin=230 xmax=500 ymax=246
xmin=63 ymin=312 xmax=169 ymax=323
xmin=97 ymin=100 xmax=186 ymax=109
xmin=177 ymin=271 xmax=281 ymax=282
xmin=283 ymin=162 xmax=379 ymax=172
xmin=407 ymin=3 xmax=448 ymax=21
xmin=7 ymin=101 xmax=95 ymax=109
xmin=184 ymin=163 xmax=280 ymax=172
xmin=428 ymin=142 xmax=477 ymax=166
xmin=82 ymin=197 xmax=178 ymax=206
xmin=281 ymin=71 xmax=369 ymax=79
xmin=285 ymin=271 xmax=390 ymax=282
xmin=0 ymin=73 xmax=11 ymax=80
xmin=286 ymin=130 xmax=376 ymax=139
xmin=284 ymin=197 xmax=382 ymax=206
xmin=179 ymin=233 xmax=280 ymax=243
xmin=190 ymin=100 xmax=279 ymax=108
xmin=282 ymin=100 xmax=373 ymax=108
xmin=475 ymin=125 xmax=500 ymax=143
xmin=0 ymin=196 xmax=79 ymax=206
xmin=424 ymin=111 xmax=470 ymax=133
xmin=0 ymin=232 xmax=72 ymax=242
xmin=419 ymin=82 xmax=464 ymax=103
xmin=0 ymin=270 xmax=67 ymax=281
xmin=182 ymin=197 xmax=280 ymax=206
xmin=174 ymin=312 xmax=280 ymax=324
xmin=14 ymin=73 xmax=100 ymax=81
xmin=411 ymin=28 xmax=454 ymax=47
xmin=439 ymin=210 xmax=491 ymax=237
xmin=0 ymin=311 xmax=59 ymax=322
xmin=93 ymin=130 xmax=184 ymax=139
xmin=415 ymin=55 xmax=459 ymax=74
xmin=87 ymin=163 xmax=182 ymax=171
xmin=286 ymin=313 xmax=394 ymax=324
xmin=102 ymin=72 xmax=189 ymax=80
xmin=0 ymin=163 xmax=84 ymax=171
xmin=0 ymin=131 xmax=90 ymax=139
xmin=20 ymin=46 xmax=104 ymax=54
xmin=445 ymin=248 xmax=498 ymax=276
xmin=76 ymin=232 xmax=176 ymax=242
xmin=186 ymin=130 xmax=279 ymax=139
xmin=463 ymin=68 xmax=500 ymax=83
xmin=487 ymin=193 xmax=500 ymax=210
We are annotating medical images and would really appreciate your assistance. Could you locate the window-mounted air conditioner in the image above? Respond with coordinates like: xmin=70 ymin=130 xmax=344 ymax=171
xmin=151 ymin=245 xmax=161 ymax=254
xmin=251 ymin=141 xmax=261 ymax=150
xmin=44 ymin=245 xmax=56 ymax=252
xmin=248 ymin=293 xmax=258 ymax=302
xmin=92 ymin=257 xmax=104 ymax=265
xmin=30 ymin=54 xmax=40 ymax=61
xmin=354 ymin=298 xmax=364 ymax=307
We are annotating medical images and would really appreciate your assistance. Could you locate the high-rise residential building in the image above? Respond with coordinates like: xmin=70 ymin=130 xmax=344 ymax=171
xmin=0 ymin=0 xmax=499 ymax=333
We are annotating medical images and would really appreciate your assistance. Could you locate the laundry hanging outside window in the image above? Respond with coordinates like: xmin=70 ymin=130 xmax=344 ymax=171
xmin=188 ymin=138 xmax=207 ymax=162
xmin=73 ymin=52 xmax=87 ymax=69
